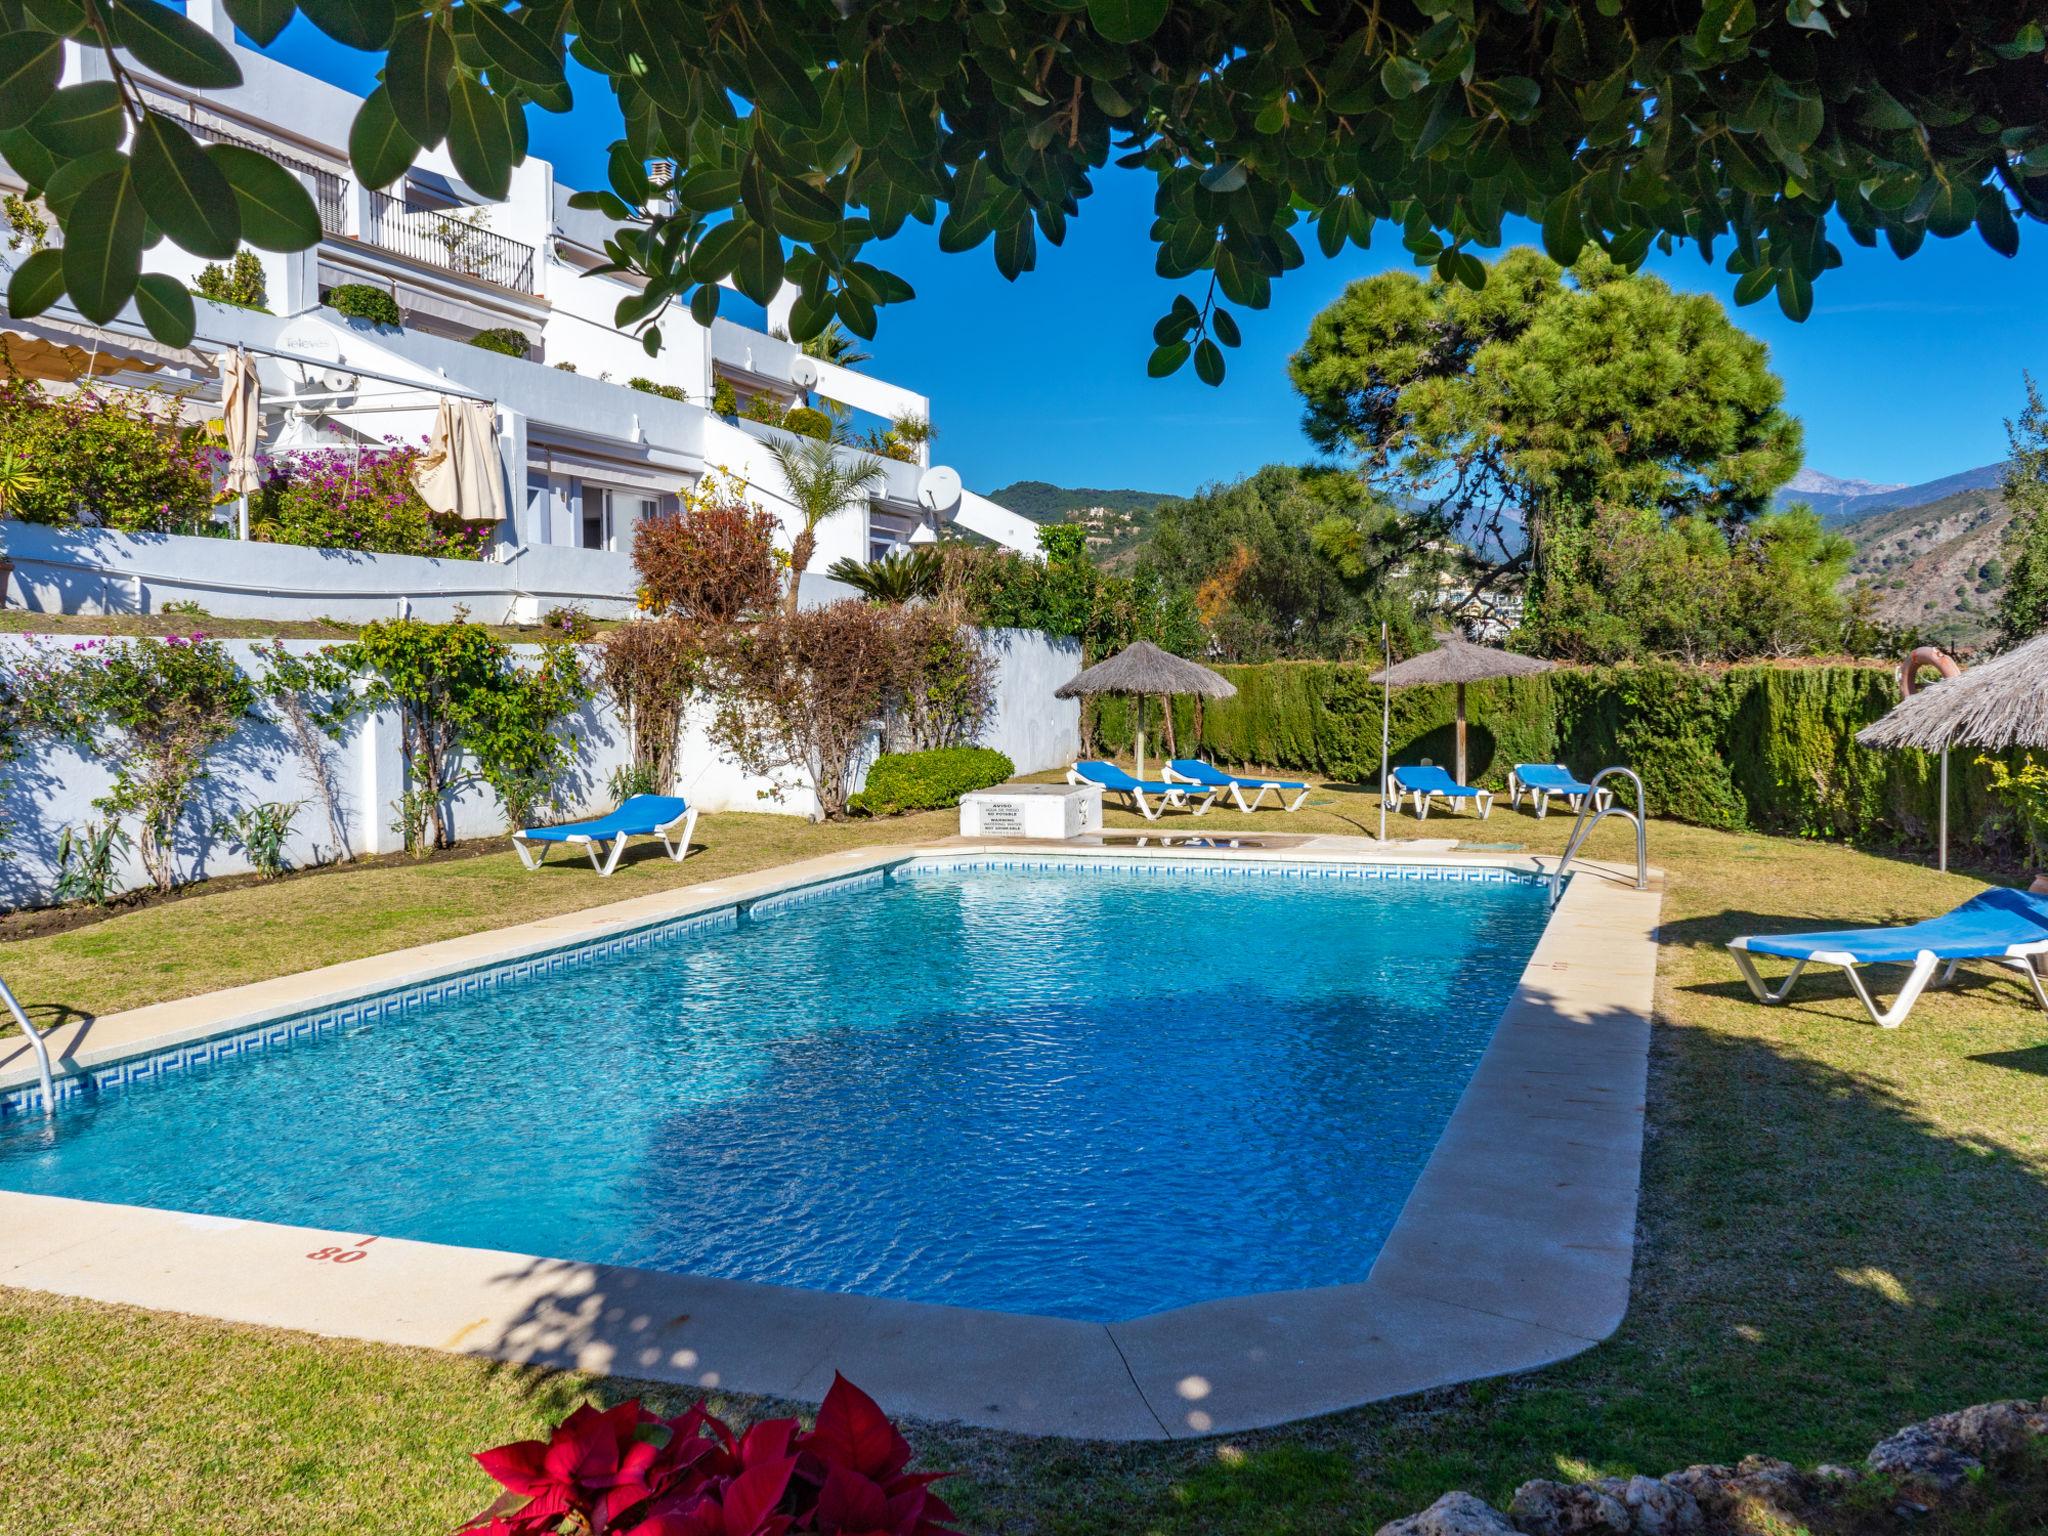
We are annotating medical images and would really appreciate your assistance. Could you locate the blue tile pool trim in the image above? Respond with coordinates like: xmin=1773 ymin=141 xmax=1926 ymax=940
xmin=2 ymin=856 xmax=1540 ymax=1119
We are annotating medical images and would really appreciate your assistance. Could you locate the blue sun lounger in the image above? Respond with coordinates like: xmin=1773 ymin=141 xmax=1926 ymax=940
xmin=1507 ymin=763 xmax=1614 ymax=819
xmin=1068 ymin=760 xmax=1217 ymax=821
xmin=1163 ymin=758 xmax=1312 ymax=812
xmin=1728 ymin=887 xmax=2048 ymax=1028
xmin=513 ymin=794 xmax=698 ymax=876
xmin=1387 ymin=763 xmax=1493 ymax=820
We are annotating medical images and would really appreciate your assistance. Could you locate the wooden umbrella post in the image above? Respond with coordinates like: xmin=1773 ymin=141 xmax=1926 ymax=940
xmin=1455 ymin=681 xmax=1468 ymax=786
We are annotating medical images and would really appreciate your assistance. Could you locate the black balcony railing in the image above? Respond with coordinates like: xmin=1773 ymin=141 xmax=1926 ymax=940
xmin=139 ymin=90 xmax=348 ymax=235
xmin=362 ymin=189 xmax=537 ymax=293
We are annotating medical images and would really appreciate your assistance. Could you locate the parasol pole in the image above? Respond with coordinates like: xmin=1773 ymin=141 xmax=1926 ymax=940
xmin=1939 ymin=747 xmax=1949 ymax=875
xmin=1455 ymin=680 xmax=1468 ymax=786
xmin=1379 ymin=621 xmax=1391 ymax=842
xmin=1134 ymin=693 xmax=1146 ymax=781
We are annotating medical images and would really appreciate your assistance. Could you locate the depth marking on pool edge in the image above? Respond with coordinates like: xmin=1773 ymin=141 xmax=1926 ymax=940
xmin=305 ymin=1235 xmax=377 ymax=1266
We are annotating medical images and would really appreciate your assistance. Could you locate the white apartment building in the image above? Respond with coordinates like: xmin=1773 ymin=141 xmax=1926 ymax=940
xmin=0 ymin=1 xmax=1041 ymax=621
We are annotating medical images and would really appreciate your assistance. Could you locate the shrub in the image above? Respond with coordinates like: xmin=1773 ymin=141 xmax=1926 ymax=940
xmin=459 ymin=1373 xmax=956 ymax=1536
xmin=309 ymin=620 xmax=591 ymax=848
xmin=214 ymin=800 xmax=302 ymax=878
xmin=17 ymin=634 xmax=260 ymax=893
xmin=539 ymin=604 xmax=596 ymax=640
xmin=2 ymin=190 xmax=49 ymax=252
xmin=628 ymin=375 xmax=688 ymax=402
xmin=710 ymin=599 xmax=905 ymax=821
xmin=327 ymin=283 xmax=401 ymax=326
xmin=52 ymin=820 xmax=129 ymax=905
xmin=888 ymin=604 xmax=994 ymax=751
xmin=195 ymin=250 xmax=269 ymax=311
xmin=711 ymin=377 xmax=740 ymax=416
xmin=252 ymin=443 xmax=491 ymax=560
xmin=595 ymin=615 xmax=702 ymax=795
xmin=469 ymin=326 xmax=532 ymax=358
xmin=633 ymin=470 xmax=782 ymax=622
xmin=783 ymin=405 xmax=833 ymax=440
xmin=0 ymin=377 xmax=216 ymax=533
xmin=851 ymin=746 xmax=1014 ymax=816
xmin=740 ymin=389 xmax=787 ymax=426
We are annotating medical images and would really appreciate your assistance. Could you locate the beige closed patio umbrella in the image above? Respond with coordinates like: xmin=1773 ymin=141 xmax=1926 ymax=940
xmin=1054 ymin=639 xmax=1236 ymax=779
xmin=217 ymin=346 xmax=262 ymax=540
xmin=1371 ymin=632 xmax=1555 ymax=786
xmin=413 ymin=397 xmax=507 ymax=525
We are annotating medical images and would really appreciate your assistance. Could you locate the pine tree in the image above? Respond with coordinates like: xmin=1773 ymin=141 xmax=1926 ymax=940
xmin=1994 ymin=375 xmax=2048 ymax=649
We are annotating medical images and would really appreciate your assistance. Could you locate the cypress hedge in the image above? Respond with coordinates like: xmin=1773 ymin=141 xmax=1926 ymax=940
xmin=1091 ymin=661 xmax=2010 ymax=853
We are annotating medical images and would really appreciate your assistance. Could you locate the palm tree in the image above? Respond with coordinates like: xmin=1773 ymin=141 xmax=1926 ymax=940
xmin=802 ymin=319 xmax=872 ymax=370
xmin=827 ymin=546 xmax=942 ymax=604
xmin=768 ymin=427 xmax=884 ymax=614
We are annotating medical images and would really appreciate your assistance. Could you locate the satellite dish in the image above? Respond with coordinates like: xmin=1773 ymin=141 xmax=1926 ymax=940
xmin=917 ymin=465 xmax=962 ymax=518
xmin=275 ymin=317 xmax=358 ymax=395
xmin=790 ymin=354 xmax=822 ymax=391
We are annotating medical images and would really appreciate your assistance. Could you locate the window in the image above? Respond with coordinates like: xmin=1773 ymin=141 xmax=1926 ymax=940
xmin=577 ymin=486 xmax=661 ymax=552
xmin=867 ymin=508 xmax=918 ymax=563
xmin=581 ymin=485 xmax=611 ymax=550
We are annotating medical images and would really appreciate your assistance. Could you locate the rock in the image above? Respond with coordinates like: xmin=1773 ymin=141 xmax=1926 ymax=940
xmin=1376 ymin=1491 xmax=1520 ymax=1536
xmin=1813 ymin=1463 xmax=1864 ymax=1488
xmin=1506 ymin=1479 xmax=1630 ymax=1536
xmin=1594 ymin=1474 xmax=1702 ymax=1536
xmin=1660 ymin=1465 xmax=1735 ymax=1521
xmin=1862 ymin=1401 xmax=2042 ymax=1495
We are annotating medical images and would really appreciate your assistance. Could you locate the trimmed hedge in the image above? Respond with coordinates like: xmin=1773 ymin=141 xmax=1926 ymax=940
xmin=327 ymin=284 xmax=401 ymax=326
xmin=1092 ymin=661 xmax=2004 ymax=852
xmin=850 ymin=746 xmax=1015 ymax=817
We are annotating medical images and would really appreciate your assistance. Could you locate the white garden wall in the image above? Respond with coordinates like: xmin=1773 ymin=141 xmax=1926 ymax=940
xmin=0 ymin=628 xmax=1079 ymax=909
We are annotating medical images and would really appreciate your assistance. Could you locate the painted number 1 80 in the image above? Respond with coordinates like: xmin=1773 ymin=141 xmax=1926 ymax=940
xmin=306 ymin=1238 xmax=375 ymax=1264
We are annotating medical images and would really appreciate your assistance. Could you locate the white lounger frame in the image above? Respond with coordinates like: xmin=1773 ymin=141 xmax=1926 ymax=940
xmin=1506 ymin=769 xmax=1614 ymax=820
xmin=1162 ymin=766 xmax=1311 ymax=813
xmin=1727 ymin=938 xmax=2048 ymax=1029
xmin=513 ymin=804 xmax=699 ymax=877
xmin=1390 ymin=775 xmax=1492 ymax=821
xmin=1066 ymin=769 xmax=1216 ymax=821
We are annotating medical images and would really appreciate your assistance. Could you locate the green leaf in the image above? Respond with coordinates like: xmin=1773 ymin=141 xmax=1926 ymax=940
xmin=134 ymin=271 xmax=195 ymax=346
xmin=60 ymin=164 xmax=145 ymax=323
xmin=40 ymin=145 xmax=122 ymax=217
xmin=348 ymin=86 xmax=419 ymax=190
xmin=385 ymin=16 xmax=453 ymax=146
xmin=24 ymin=80 xmax=123 ymax=156
xmin=1086 ymin=0 xmax=1167 ymax=44
xmin=993 ymin=218 xmax=1035 ymax=280
xmin=1379 ymin=54 xmax=1431 ymax=100
xmin=689 ymin=283 xmax=720 ymax=327
xmin=786 ymin=285 xmax=833 ymax=342
xmin=0 ymin=29 xmax=62 ymax=130
xmin=676 ymin=167 xmax=741 ymax=213
xmin=110 ymin=0 xmax=241 ymax=89
xmin=469 ymin=3 xmax=561 ymax=88
xmin=1976 ymin=190 xmax=2020 ymax=258
xmin=446 ymin=73 xmax=513 ymax=199
xmin=1199 ymin=159 xmax=1249 ymax=194
xmin=745 ymin=37 xmax=821 ymax=128
xmin=1774 ymin=264 xmax=1812 ymax=322
xmin=1211 ymin=307 xmax=1241 ymax=347
xmin=1146 ymin=339 xmax=1190 ymax=377
xmin=1730 ymin=264 xmax=1774 ymax=306
xmin=836 ymin=284 xmax=875 ymax=338
xmin=220 ymin=0 xmax=295 ymax=46
xmin=1193 ymin=337 xmax=1224 ymax=385
xmin=210 ymin=143 xmax=322 ymax=250
xmin=1540 ymin=190 xmax=1584 ymax=265
xmin=134 ymin=112 xmax=241 ymax=258
xmin=296 ymin=0 xmax=394 ymax=50
xmin=732 ymin=224 xmax=785 ymax=306
xmin=689 ymin=218 xmax=746 ymax=282
xmin=0 ymin=124 xmax=58 ymax=191
xmin=5 ymin=246 xmax=65 ymax=316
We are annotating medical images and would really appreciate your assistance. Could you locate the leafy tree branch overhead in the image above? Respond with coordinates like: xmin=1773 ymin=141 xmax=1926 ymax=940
xmin=2 ymin=0 xmax=2044 ymax=373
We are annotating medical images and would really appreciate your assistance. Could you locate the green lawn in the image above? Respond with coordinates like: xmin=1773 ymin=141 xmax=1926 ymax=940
xmin=3 ymin=788 xmax=2046 ymax=1534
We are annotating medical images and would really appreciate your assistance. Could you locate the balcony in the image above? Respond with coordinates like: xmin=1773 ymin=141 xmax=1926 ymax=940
xmin=362 ymin=190 xmax=537 ymax=294
xmin=140 ymin=90 xmax=348 ymax=236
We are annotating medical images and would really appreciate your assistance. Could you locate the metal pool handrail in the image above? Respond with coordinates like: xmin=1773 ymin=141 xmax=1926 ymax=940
xmin=0 ymin=973 xmax=55 ymax=1117
xmin=1548 ymin=767 xmax=1649 ymax=904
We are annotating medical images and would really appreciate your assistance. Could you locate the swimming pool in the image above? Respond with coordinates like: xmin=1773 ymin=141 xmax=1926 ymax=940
xmin=0 ymin=858 xmax=1554 ymax=1322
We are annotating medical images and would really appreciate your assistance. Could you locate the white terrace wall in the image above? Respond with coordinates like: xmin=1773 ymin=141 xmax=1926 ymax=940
xmin=0 ymin=522 xmax=856 ymax=625
xmin=0 ymin=629 xmax=1080 ymax=909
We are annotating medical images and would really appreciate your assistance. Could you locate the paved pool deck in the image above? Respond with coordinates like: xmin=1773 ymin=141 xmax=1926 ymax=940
xmin=0 ymin=837 xmax=1661 ymax=1439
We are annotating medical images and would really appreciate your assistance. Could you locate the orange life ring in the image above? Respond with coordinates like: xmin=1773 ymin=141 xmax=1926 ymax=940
xmin=1899 ymin=645 xmax=1961 ymax=696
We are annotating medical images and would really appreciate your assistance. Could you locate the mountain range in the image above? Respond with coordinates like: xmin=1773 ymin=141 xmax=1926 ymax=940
xmin=1779 ymin=463 xmax=2007 ymax=525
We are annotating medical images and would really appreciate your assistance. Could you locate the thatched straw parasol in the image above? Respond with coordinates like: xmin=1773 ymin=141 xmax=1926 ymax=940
xmin=1371 ymin=633 xmax=1554 ymax=785
xmin=1055 ymin=639 xmax=1236 ymax=778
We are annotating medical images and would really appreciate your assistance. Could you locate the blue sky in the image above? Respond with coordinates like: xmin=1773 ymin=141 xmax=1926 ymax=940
xmin=267 ymin=23 xmax=2048 ymax=499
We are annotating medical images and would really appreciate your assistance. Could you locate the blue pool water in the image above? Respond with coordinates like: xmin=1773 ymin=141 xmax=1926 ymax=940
xmin=0 ymin=862 xmax=1551 ymax=1320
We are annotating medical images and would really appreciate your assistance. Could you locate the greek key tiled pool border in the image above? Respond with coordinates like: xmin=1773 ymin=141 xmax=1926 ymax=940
xmin=0 ymin=839 xmax=1660 ymax=1439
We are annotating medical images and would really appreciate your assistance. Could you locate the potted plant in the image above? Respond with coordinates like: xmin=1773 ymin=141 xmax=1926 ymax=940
xmin=0 ymin=448 xmax=39 ymax=609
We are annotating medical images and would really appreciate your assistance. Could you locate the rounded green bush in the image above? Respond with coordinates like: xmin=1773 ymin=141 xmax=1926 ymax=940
xmin=469 ymin=326 xmax=533 ymax=358
xmin=783 ymin=406 xmax=833 ymax=441
xmin=849 ymin=746 xmax=1015 ymax=817
xmin=327 ymin=284 xmax=401 ymax=327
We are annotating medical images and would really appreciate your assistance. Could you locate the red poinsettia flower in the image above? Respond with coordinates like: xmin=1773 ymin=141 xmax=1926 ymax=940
xmin=469 ymin=1400 xmax=673 ymax=1535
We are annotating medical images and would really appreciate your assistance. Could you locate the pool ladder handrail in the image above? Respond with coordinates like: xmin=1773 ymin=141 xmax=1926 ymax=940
xmin=0 ymin=972 xmax=55 ymax=1117
xmin=1548 ymin=766 xmax=1649 ymax=904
